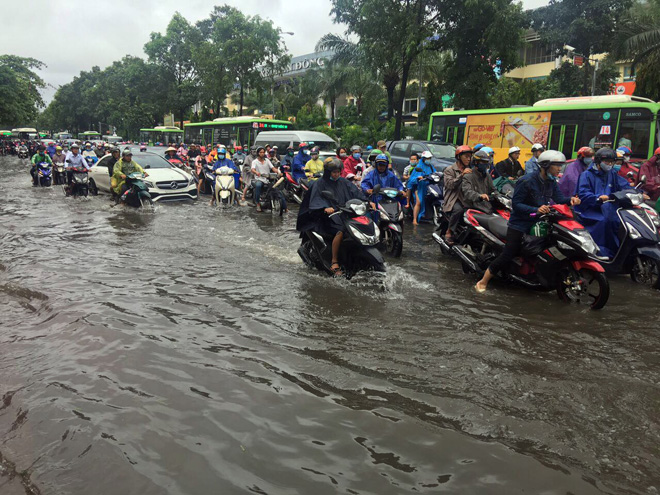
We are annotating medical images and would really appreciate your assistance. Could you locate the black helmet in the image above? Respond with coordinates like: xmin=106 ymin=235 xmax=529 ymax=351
xmin=594 ymin=147 xmax=616 ymax=164
xmin=324 ymin=157 xmax=343 ymax=173
xmin=256 ymin=146 xmax=265 ymax=153
xmin=472 ymin=149 xmax=491 ymax=164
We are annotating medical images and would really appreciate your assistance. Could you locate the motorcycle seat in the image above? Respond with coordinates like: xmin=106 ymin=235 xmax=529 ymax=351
xmin=521 ymin=235 xmax=548 ymax=257
xmin=474 ymin=213 xmax=508 ymax=239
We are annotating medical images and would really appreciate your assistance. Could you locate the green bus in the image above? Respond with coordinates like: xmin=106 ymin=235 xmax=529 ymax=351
xmin=78 ymin=131 xmax=101 ymax=141
xmin=184 ymin=117 xmax=293 ymax=148
xmin=428 ymin=95 xmax=660 ymax=165
xmin=139 ymin=126 xmax=183 ymax=146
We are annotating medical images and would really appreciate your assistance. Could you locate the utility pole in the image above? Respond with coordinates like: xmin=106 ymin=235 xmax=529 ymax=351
xmin=591 ymin=60 xmax=599 ymax=96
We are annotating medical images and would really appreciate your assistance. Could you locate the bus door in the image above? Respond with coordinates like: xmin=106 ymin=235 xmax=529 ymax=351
xmin=548 ymin=124 xmax=577 ymax=159
xmin=238 ymin=127 xmax=252 ymax=148
xmin=445 ymin=126 xmax=465 ymax=145
xmin=203 ymin=128 xmax=213 ymax=146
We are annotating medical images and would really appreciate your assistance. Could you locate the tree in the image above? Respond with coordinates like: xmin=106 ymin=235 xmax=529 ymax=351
xmin=144 ymin=12 xmax=200 ymax=126
xmin=0 ymin=55 xmax=46 ymax=125
xmin=296 ymin=104 xmax=328 ymax=129
xmin=531 ymin=0 xmax=633 ymax=95
xmin=316 ymin=62 xmax=349 ymax=124
xmin=436 ymin=0 xmax=526 ymax=109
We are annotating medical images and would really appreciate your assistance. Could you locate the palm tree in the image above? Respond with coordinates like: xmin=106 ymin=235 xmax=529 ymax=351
xmin=316 ymin=62 xmax=349 ymax=124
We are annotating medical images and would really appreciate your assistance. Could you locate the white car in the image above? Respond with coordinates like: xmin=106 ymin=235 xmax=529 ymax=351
xmin=89 ymin=151 xmax=197 ymax=202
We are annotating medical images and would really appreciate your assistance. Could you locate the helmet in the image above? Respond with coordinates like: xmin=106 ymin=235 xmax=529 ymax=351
xmin=110 ymin=146 xmax=120 ymax=153
xmin=310 ymin=146 xmax=320 ymax=155
xmin=250 ymin=145 xmax=257 ymax=152
xmin=538 ymin=150 xmax=566 ymax=169
xmin=615 ymin=150 xmax=625 ymax=163
xmin=472 ymin=149 xmax=491 ymax=163
xmin=345 ymin=173 xmax=356 ymax=180
xmin=531 ymin=143 xmax=544 ymax=152
xmin=324 ymin=157 xmax=343 ymax=173
xmin=286 ymin=145 xmax=294 ymax=151
xmin=482 ymin=146 xmax=494 ymax=155
xmin=122 ymin=148 xmax=133 ymax=157
xmin=421 ymin=150 xmax=433 ymax=160
xmin=166 ymin=146 xmax=177 ymax=152
xmin=655 ymin=147 xmax=660 ymax=156
xmin=508 ymin=146 xmax=521 ymax=155
xmin=366 ymin=145 xmax=373 ymax=151
xmin=473 ymin=144 xmax=484 ymax=151
xmin=594 ymin=148 xmax=616 ymax=164
xmin=350 ymin=145 xmax=361 ymax=152
xmin=455 ymin=145 xmax=472 ymax=158
xmin=616 ymin=146 xmax=631 ymax=156
xmin=577 ymin=146 xmax=594 ymax=158
xmin=55 ymin=146 xmax=62 ymax=151
xmin=375 ymin=154 xmax=389 ymax=167
xmin=38 ymin=145 xmax=46 ymax=151
xmin=299 ymin=142 xmax=308 ymax=149
xmin=71 ymin=143 xmax=80 ymax=149
xmin=218 ymin=147 xmax=227 ymax=156
xmin=235 ymin=145 xmax=242 ymax=151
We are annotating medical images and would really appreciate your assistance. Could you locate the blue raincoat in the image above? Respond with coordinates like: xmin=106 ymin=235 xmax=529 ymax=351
xmin=575 ymin=165 xmax=633 ymax=258
xmin=361 ymin=168 xmax=404 ymax=202
xmin=407 ymin=159 xmax=435 ymax=222
xmin=213 ymin=157 xmax=241 ymax=188
xmin=292 ymin=151 xmax=310 ymax=182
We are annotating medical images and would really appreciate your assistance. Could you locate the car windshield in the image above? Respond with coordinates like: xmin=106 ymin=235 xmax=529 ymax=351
xmin=427 ymin=143 xmax=455 ymax=160
xmin=133 ymin=154 xmax=174 ymax=169
xmin=306 ymin=141 xmax=337 ymax=152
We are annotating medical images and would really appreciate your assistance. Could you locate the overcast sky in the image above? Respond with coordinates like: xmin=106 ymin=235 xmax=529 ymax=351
xmin=5 ymin=0 xmax=549 ymax=104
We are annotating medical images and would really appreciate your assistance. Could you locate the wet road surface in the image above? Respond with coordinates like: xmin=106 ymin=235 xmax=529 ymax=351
xmin=0 ymin=154 xmax=659 ymax=494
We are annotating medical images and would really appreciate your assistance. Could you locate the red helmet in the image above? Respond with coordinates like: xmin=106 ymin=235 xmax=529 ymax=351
xmin=455 ymin=145 xmax=472 ymax=158
xmin=577 ymin=146 xmax=594 ymax=158
xmin=235 ymin=145 xmax=242 ymax=151
xmin=655 ymin=147 xmax=660 ymax=156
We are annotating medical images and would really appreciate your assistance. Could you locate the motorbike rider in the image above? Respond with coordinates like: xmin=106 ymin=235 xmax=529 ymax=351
xmin=342 ymin=145 xmax=365 ymax=179
xmin=233 ymin=145 xmax=246 ymax=163
xmin=575 ymin=147 xmax=646 ymax=258
xmin=475 ymin=150 xmax=581 ymax=292
xmin=112 ymin=148 xmax=146 ymax=200
xmin=296 ymin=158 xmax=367 ymax=277
xmin=639 ymin=147 xmax=660 ymax=201
xmin=443 ymin=146 xmax=473 ymax=240
xmin=281 ymin=145 xmax=295 ymax=170
xmin=64 ymin=143 xmax=91 ymax=188
xmin=558 ymin=146 xmax=594 ymax=197
xmin=525 ymin=144 xmax=545 ymax=175
xmin=403 ymin=153 xmax=420 ymax=208
xmin=106 ymin=146 xmax=121 ymax=179
xmin=30 ymin=145 xmax=53 ymax=186
xmin=165 ymin=146 xmax=178 ymax=161
xmin=95 ymin=143 xmax=105 ymax=159
xmin=292 ymin=142 xmax=311 ymax=183
xmin=51 ymin=146 xmax=66 ymax=165
xmin=46 ymin=141 xmax=57 ymax=157
xmin=368 ymin=140 xmax=392 ymax=166
xmin=268 ymin=148 xmax=281 ymax=168
xmin=336 ymin=147 xmax=348 ymax=161
xmin=251 ymin=146 xmax=281 ymax=212
xmin=495 ymin=147 xmax=524 ymax=181
xmin=615 ymin=146 xmax=637 ymax=185
xmin=240 ymin=145 xmax=258 ymax=203
xmin=361 ymin=154 xmax=404 ymax=204
xmin=408 ymin=150 xmax=438 ymax=226
xmin=196 ymin=149 xmax=208 ymax=195
xmin=82 ymin=142 xmax=97 ymax=163
xmin=304 ymin=147 xmax=324 ymax=179
xmin=461 ymin=149 xmax=497 ymax=210
xmin=210 ymin=147 xmax=240 ymax=206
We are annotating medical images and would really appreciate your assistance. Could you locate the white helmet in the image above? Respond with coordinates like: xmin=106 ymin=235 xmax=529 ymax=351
xmin=538 ymin=150 xmax=566 ymax=169
xmin=531 ymin=143 xmax=545 ymax=151
xmin=421 ymin=150 xmax=433 ymax=159
xmin=508 ymin=146 xmax=521 ymax=154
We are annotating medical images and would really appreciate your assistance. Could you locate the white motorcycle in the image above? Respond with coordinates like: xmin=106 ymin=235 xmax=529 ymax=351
xmin=214 ymin=166 xmax=236 ymax=206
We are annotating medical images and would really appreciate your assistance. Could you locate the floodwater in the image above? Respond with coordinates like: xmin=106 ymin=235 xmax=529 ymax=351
xmin=0 ymin=154 xmax=659 ymax=495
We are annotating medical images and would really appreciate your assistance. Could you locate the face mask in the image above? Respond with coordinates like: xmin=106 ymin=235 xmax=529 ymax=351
xmin=583 ymin=157 xmax=593 ymax=165
xmin=353 ymin=153 xmax=361 ymax=159
xmin=340 ymin=153 xmax=347 ymax=158
xmin=547 ymin=172 xmax=557 ymax=180
xmin=219 ymin=154 xmax=226 ymax=159
xmin=600 ymin=163 xmax=612 ymax=172
xmin=476 ymin=163 xmax=489 ymax=174
xmin=330 ymin=175 xmax=339 ymax=181
xmin=409 ymin=161 xmax=418 ymax=167
xmin=613 ymin=164 xmax=622 ymax=172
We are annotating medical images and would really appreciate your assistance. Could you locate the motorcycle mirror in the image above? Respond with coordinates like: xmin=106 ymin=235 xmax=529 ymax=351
xmin=320 ymin=190 xmax=336 ymax=202
xmin=372 ymin=184 xmax=381 ymax=195
xmin=627 ymin=171 xmax=634 ymax=178
xmin=640 ymin=174 xmax=647 ymax=184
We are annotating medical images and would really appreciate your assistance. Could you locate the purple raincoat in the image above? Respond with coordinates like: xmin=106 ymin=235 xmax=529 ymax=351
xmin=558 ymin=158 xmax=589 ymax=198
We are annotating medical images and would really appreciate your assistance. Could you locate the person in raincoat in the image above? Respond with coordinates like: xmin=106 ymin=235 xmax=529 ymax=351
xmin=296 ymin=158 xmax=366 ymax=276
xmin=558 ymin=146 xmax=593 ymax=197
xmin=292 ymin=142 xmax=310 ymax=183
xmin=407 ymin=150 xmax=437 ymax=225
xmin=639 ymin=148 xmax=660 ymax=202
xmin=210 ymin=147 xmax=240 ymax=206
xmin=360 ymin=154 xmax=404 ymax=203
xmin=442 ymin=146 xmax=473 ymax=237
xmin=575 ymin=148 xmax=637 ymax=258
xmin=113 ymin=148 xmax=145 ymax=198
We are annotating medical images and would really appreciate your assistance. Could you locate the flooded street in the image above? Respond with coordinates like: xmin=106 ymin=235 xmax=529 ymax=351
xmin=0 ymin=155 xmax=659 ymax=494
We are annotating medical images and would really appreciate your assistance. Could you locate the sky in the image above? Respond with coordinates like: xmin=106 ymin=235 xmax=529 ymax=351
xmin=4 ymin=0 xmax=549 ymax=104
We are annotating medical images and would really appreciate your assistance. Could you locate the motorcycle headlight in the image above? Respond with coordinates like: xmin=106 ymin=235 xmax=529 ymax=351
xmin=627 ymin=192 xmax=643 ymax=206
xmin=627 ymin=223 xmax=642 ymax=239
xmin=397 ymin=210 xmax=404 ymax=221
xmin=348 ymin=224 xmax=379 ymax=246
xmin=349 ymin=202 xmax=367 ymax=216
xmin=384 ymin=189 xmax=398 ymax=199
xmin=569 ymin=229 xmax=599 ymax=255
xmin=144 ymin=181 xmax=154 ymax=188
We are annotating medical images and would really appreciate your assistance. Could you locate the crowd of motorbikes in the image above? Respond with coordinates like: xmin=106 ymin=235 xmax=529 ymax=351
xmin=10 ymin=140 xmax=660 ymax=311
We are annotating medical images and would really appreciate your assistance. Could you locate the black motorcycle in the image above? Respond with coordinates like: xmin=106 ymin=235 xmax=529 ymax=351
xmin=371 ymin=187 xmax=405 ymax=257
xmin=298 ymin=186 xmax=386 ymax=279
xmin=64 ymin=166 xmax=90 ymax=198
xmin=256 ymin=174 xmax=286 ymax=216
xmin=120 ymin=172 xmax=153 ymax=208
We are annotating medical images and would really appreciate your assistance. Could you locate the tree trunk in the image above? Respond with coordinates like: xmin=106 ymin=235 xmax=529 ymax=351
xmin=239 ymin=83 xmax=244 ymax=116
xmin=394 ymin=59 xmax=414 ymax=140
xmin=330 ymin=98 xmax=336 ymax=126
xmin=386 ymin=84 xmax=395 ymax=119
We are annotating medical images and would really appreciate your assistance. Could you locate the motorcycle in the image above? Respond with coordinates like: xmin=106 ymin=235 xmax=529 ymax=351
xmin=438 ymin=202 xmax=610 ymax=309
xmin=120 ymin=172 xmax=153 ymax=208
xmin=18 ymin=148 xmax=28 ymax=160
xmin=36 ymin=162 xmax=52 ymax=187
xmin=214 ymin=166 xmax=237 ymax=207
xmin=256 ymin=174 xmax=285 ymax=215
xmin=585 ymin=179 xmax=660 ymax=289
xmin=371 ymin=187 xmax=405 ymax=257
xmin=65 ymin=166 xmax=90 ymax=198
xmin=53 ymin=162 xmax=66 ymax=185
xmin=408 ymin=170 xmax=444 ymax=225
xmin=201 ymin=162 xmax=216 ymax=195
xmin=280 ymin=165 xmax=307 ymax=205
xmin=297 ymin=185 xmax=386 ymax=279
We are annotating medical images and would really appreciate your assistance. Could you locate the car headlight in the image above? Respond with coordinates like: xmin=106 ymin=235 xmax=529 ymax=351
xmin=349 ymin=202 xmax=367 ymax=216
xmin=144 ymin=180 xmax=154 ymax=188
xmin=627 ymin=192 xmax=643 ymax=206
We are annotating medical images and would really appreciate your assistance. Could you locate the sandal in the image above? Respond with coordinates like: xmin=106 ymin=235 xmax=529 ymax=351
xmin=330 ymin=262 xmax=343 ymax=278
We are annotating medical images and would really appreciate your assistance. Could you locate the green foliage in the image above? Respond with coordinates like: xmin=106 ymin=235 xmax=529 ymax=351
xmin=438 ymin=0 xmax=526 ymax=110
xmin=0 ymin=55 xmax=46 ymax=125
xmin=296 ymin=104 xmax=328 ymax=129
xmin=634 ymin=51 xmax=660 ymax=101
xmin=339 ymin=124 xmax=366 ymax=148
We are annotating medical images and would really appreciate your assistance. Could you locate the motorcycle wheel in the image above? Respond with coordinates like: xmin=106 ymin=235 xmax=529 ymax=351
xmin=556 ymin=268 xmax=609 ymax=310
xmin=270 ymin=194 xmax=281 ymax=214
xmin=139 ymin=196 xmax=154 ymax=210
xmin=88 ymin=180 xmax=98 ymax=196
xmin=383 ymin=229 xmax=403 ymax=257
xmin=433 ymin=206 xmax=442 ymax=227
xmin=630 ymin=255 xmax=660 ymax=289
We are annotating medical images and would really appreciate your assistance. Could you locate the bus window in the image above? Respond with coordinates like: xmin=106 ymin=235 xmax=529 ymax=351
xmin=430 ymin=116 xmax=446 ymax=141
xmin=580 ymin=121 xmax=614 ymax=150
xmin=617 ymin=121 xmax=651 ymax=158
